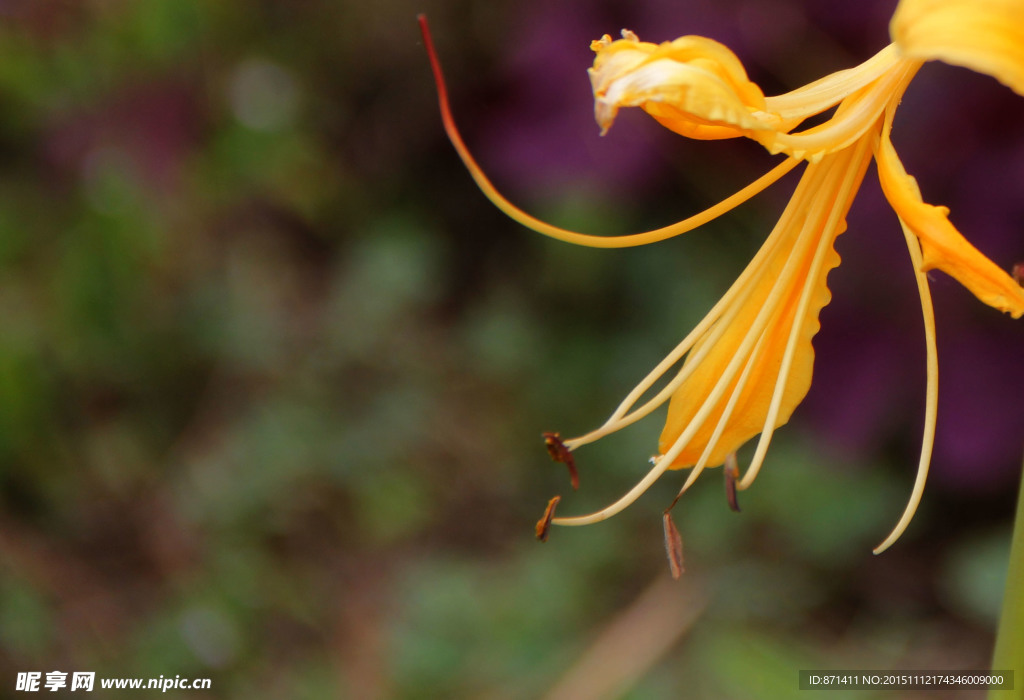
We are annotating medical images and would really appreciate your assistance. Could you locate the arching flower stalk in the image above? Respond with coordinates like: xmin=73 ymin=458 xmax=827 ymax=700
xmin=419 ymin=0 xmax=1024 ymax=568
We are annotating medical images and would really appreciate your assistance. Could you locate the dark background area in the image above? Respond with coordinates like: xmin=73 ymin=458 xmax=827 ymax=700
xmin=0 ymin=0 xmax=1021 ymax=697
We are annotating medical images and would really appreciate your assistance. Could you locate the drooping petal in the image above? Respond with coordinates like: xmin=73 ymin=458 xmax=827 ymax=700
xmin=589 ymin=32 xmax=770 ymax=139
xmin=658 ymin=138 xmax=874 ymax=468
xmin=891 ymin=0 xmax=1024 ymax=97
xmin=875 ymin=115 xmax=1024 ymax=318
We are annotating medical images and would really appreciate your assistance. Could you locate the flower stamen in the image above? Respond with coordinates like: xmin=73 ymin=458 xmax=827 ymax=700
xmin=872 ymin=216 xmax=938 ymax=554
xmin=563 ymin=198 xmax=799 ymax=450
xmin=550 ymin=202 xmax=827 ymax=527
xmin=724 ymin=452 xmax=741 ymax=512
xmin=662 ymin=510 xmax=685 ymax=579
xmin=535 ymin=496 xmax=562 ymax=542
xmin=543 ymin=432 xmax=579 ymax=490
xmin=549 ymin=141 xmax=866 ymax=527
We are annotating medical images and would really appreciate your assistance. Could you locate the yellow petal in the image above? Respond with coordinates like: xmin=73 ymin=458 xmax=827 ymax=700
xmin=589 ymin=32 xmax=768 ymax=138
xmin=891 ymin=0 xmax=1024 ymax=96
xmin=765 ymin=44 xmax=902 ymax=121
xmin=875 ymin=121 xmax=1024 ymax=318
xmin=658 ymin=140 xmax=874 ymax=468
xmin=657 ymin=243 xmax=828 ymax=468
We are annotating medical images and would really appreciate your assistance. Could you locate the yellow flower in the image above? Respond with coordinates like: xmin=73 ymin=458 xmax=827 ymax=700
xmin=419 ymin=0 xmax=1024 ymax=560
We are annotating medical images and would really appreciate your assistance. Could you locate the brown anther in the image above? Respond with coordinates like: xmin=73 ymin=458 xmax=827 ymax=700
xmin=1013 ymin=261 xmax=1024 ymax=286
xmin=662 ymin=510 xmax=684 ymax=579
xmin=535 ymin=495 xmax=561 ymax=542
xmin=724 ymin=452 xmax=741 ymax=513
xmin=543 ymin=432 xmax=579 ymax=490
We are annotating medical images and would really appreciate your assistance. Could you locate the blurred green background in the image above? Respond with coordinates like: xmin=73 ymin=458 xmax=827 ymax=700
xmin=0 ymin=1 xmax=1019 ymax=698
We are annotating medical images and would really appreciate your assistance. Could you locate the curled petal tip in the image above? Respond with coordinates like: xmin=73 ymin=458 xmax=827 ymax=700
xmin=594 ymin=100 xmax=617 ymax=135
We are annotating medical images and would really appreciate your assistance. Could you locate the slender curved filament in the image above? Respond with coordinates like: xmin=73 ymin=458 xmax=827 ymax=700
xmin=872 ymin=218 xmax=938 ymax=554
xmin=418 ymin=14 xmax=799 ymax=250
